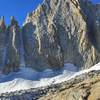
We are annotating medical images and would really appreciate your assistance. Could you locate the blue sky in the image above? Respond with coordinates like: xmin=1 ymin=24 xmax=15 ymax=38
xmin=0 ymin=0 xmax=43 ymax=25
xmin=0 ymin=0 xmax=99 ymax=25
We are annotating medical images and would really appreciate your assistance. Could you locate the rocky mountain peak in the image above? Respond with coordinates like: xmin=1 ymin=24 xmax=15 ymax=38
xmin=0 ymin=0 xmax=100 ymax=74
xmin=10 ymin=16 xmax=18 ymax=26
xmin=24 ymin=0 xmax=100 ymax=70
xmin=0 ymin=16 xmax=6 ymax=32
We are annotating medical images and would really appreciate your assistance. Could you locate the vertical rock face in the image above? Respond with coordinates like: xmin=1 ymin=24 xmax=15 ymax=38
xmin=2 ymin=17 xmax=21 ymax=74
xmin=94 ymin=4 xmax=100 ymax=51
xmin=0 ymin=0 xmax=100 ymax=74
xmin=0 ymin=16 xmax=7 ymax=69
xmin=23 ymin=0 xmax=100 ymax=70
xmin=22 ymin=19 xmax=64 ymax=70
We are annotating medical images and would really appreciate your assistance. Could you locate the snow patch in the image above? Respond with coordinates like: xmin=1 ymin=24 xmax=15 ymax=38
xmin=0 ymin=63 xmax=100 ymax=94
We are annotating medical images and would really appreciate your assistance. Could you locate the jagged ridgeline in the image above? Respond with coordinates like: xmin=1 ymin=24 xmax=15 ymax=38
xmin=0 ymin=0 xmax=100 ymax=74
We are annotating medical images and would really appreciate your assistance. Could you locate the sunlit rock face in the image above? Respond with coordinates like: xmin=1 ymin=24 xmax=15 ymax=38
xmin=24 ymin=0 xmax=100 ymax=70
xmin=0 ymin=0 xmax=100 ymax=74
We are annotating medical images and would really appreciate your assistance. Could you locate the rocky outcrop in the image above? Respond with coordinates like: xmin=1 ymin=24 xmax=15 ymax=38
xmin=39 ymin=70 xmax=100 ymax=100
xmin=0 ymin=0 xmax=100 ymax=73
xmin=0 ymin=70 xmax=100 ymax=100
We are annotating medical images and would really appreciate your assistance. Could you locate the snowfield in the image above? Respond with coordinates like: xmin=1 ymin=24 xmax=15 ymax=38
xmin=0 ymin=63 xmax=100 ymax=94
